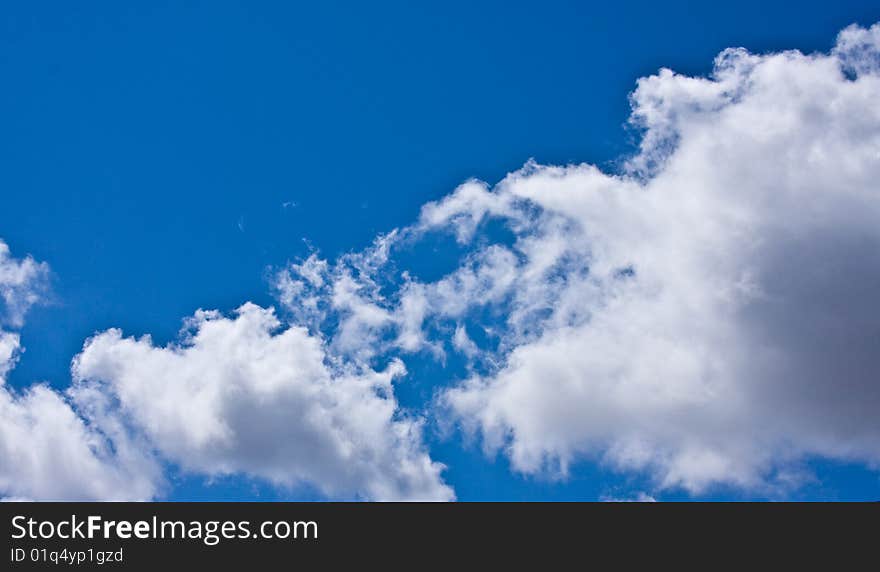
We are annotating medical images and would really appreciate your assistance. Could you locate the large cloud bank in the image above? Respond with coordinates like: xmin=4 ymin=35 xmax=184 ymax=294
xmin=279 ymin=23 xmax=880 ymax=494
xmin=437 ymin=24 xmax=880 ymax=492
xmin=2 ymin=23 xmax=880 ymax=499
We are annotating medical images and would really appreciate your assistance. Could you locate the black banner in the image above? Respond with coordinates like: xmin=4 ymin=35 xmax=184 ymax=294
xmin=1 ymin=502 xmax=874 ymax=568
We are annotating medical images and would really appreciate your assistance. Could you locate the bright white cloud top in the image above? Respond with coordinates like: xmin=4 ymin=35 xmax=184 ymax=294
xmin=2 ymin=23 xmax=880 ymax=500
xmin=72 ymin=305 xmax=453 ymax=501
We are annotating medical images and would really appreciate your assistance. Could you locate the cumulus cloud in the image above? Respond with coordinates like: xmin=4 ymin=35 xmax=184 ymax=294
xmin=0 ymin=244 xmax=157 ymax=501
xmin=0 ymin=369 xmax=159 ymax=501
xmin=0 ymin=239 xmax=451 ymax=501
xmin=275 ymin=23 xmax=880 ymax=496
xmin=72 ymin=303 xmax=454 ymax=501
xmin=437 ymin=23 xmax=880 ymax=494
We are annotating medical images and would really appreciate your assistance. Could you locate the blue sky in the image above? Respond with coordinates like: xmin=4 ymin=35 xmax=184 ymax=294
xmin=2 ymin=1 xmax=880 ymax=501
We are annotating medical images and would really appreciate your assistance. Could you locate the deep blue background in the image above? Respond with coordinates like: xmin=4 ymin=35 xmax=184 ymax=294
xmin=2 ymin=1 xmax=878 ymax=500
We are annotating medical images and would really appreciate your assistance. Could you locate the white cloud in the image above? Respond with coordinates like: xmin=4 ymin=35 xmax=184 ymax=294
xmin=0 ymin=331 xmax=18 ymax=380
xmin=601 ymin=492 xmax=657 ymax=503
xmin=274 ymin=234 xmax=407 ymax=362
xmin=0 ymin=240 xmax=49 ymax=327
xmin=72 ymin=303 xmax=454 ymax=501
xmin=0 ymin=372 xmax=159 ymax=501
xmin=269 ymin=25 xmax=880 ymax=496
xmin=452 ymin=325 xmax=480 ymax=359
xmin=834 ymin=23 xmax=880 ymax=76
xmin=0 ymin=239 xmax=451 ymax=501
xmin=436 ymin=23 xmax=880 ymax=494
xmin=0 ymin=244 xmax=158 ymax=501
